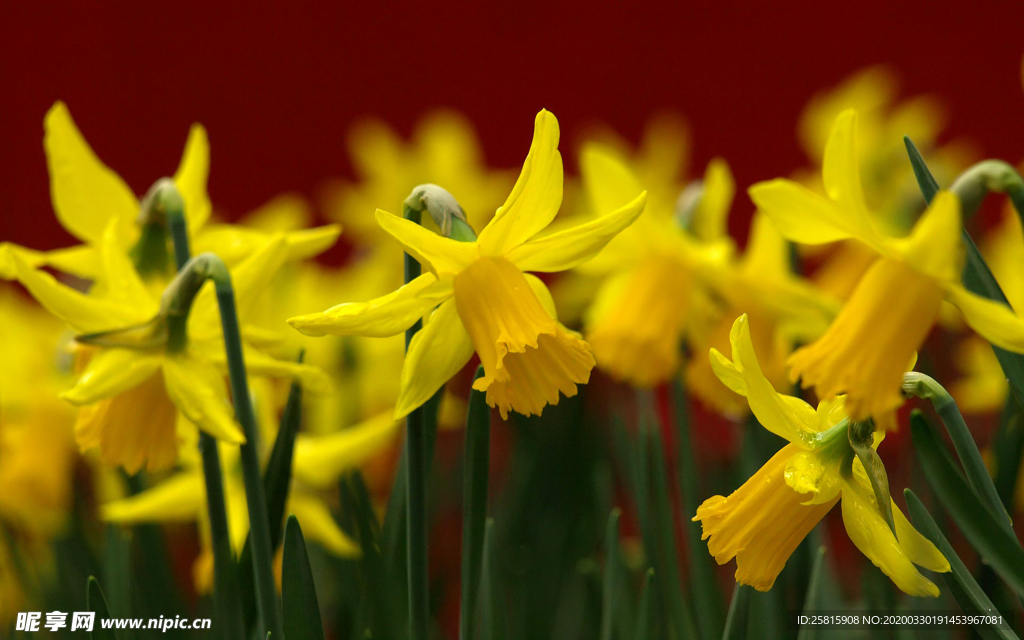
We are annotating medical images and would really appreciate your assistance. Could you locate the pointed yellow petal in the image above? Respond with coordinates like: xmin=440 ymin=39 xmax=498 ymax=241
xmin=946 ymin=284 xmax=1024 ymax=353
xmin=98 ymin=220 xmax=159 ymax=312
xmin=204 ymin=343 xmax=333 ymax=395
xmin=505 ymin=192 xmax=647 ymax=273
xmin=293 ymin=411 xmax=402 ymax=488
xmin=163 ymin=353 xmax=245 ymax=444
xmin=478 ymin=110 xmax=563 ymax=255
xmin=893 ymin=499 xmax=950 ymax=573
xmin=395 ymin=298 xmax=475 ymax=419
xmin=288 ymin=272 xmax=453 ymax=338
xmin=283 ymin=224 xmax=342 ymax=261
xmin=840 ymin=480 xmax=940 ymax=597
xmin=822 ymin=109 xmax=870 ymax=217
xmin=174 ymin=124 xmax=212 ymax=233
xmin=374 ymin=209 xmax=477 ymax=276
xmin=102 ymin=472 xmax=204 ymax=522
xmin=740 ymin=213 xmax=790 ymax=282
xmin=11 ymin=252 xmax=143 ymax=333
xmin=288 ymin=494 xmax=360 ymax=557
xmin=889 ymin=191 xmax=963 ymax=284
xmin=62 ymin=348 xmax=162 ymax=405
xmin=748 ymin=179 xmax=883 ymax=249
xmin=579 ymin=143 xmax=646 ymax=216
xmin=691 ymin=157 xmax=734 ymax=242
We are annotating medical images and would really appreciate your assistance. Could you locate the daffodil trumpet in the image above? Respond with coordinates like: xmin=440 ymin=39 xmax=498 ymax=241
xmin=901 ymin=371 xmax=1011 ymax=528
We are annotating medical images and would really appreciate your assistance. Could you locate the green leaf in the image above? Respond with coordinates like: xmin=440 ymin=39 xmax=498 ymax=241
xmin=721 ymin=584 xmax=751 ymax=640
xmin=994 ymin=399 xmax=1024 ymax=510
xmin=634 ymin=569 xmax=655 ymax=640
xmin=905 ymin=490 xmax=1018 ymax=640
xmin=911 ymin=411 xmax=1024 ymax=597
xmin=796 ymin=547 xmax=827 ymax=640
xmin=282 ymin=516 xmax=326 ymax=640
xmin=671 ymin=380 xmax=726 ymax=640
xmin=87 ymin=576 xmax=119 ymax=640
xmin=600 ymin=509 xmax=622 ymax=640
xmin=480 ymin=519 xmax=507 ymax=640
xmin=461 ymin=366 xmax=491 ymax=640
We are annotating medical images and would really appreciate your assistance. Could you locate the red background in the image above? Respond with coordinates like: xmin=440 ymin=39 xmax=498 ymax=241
xmin=3 ymin=3 xmax=1024 ymax=248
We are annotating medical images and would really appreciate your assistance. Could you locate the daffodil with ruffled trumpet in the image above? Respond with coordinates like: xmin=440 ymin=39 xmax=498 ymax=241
xmin=573 ymin=143 xmax=733 ymax=387
xmin=750 ymin=109 xmax=1024 ymax=425
xmin=290 ymin=110 xmax=647 ymax=419
xmin=10 ymin=223 xmax=328 ymax=474
xmin=0 ymin=102 xmax=339 ymax=283
xmin=694 ymin=315 xmax=950 ymax=596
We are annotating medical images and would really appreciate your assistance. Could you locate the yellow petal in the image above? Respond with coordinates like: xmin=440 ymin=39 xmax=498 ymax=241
xmin=946 ymin=284 xmax=1024 ymax=353
xmin=283 ymin=224 xmax=343 ymax=261
xmin=62 ymin=348 xmax=163 ymax=405
xmin=478 ymin=110 xmax=563 ymax=256
xmin=748 ymin=179 xmax=883 ymax=249
xmin=163 ymin=353 xmax=245 ymax=444
xmin=374 ymin=209 xmax=478 ymax=276
xmin=11 ymin=251 xmax=143 ymax=333
xmin=395 ymin=298 xmax=475 ymax=419
xmin=102 ymin=472 xmax=204 ymax=522
xmin=889 ymin=191 xmax=963 ymax=284
xmin=288 ymin=272 xmax=454 ymax=338
xmin=740 ymin=213 xmax=790 ymax=282
xmin=174 ymin=124 xmax=212 ymax=233
xmin=44 ymin=101 xmax=138 ymax=243
xmin=288 ymin=494 xmax=360 ymax=557
xmin=690 ymin=157 xmax=734 ymax=242
xmin=893 ymin=499 xmax=950 ymax=573
xmin=821 ymin=109 xmax=870 ymax=219
xmin=579 ymin=143 xmax=646 ymax=216
xmin=709 ymin=315 xmax=820 ymax=445
xmin=840 ymin=480 xmax=941 ymax=597
xmin=524 ymin=274 xmax=557 ymax=319
xmin=98 ymin=219 xmax=158 ymax=312
xmin=505 ymin=192 xmax=647 ymax=273
xmin=204 ymin=343 xmax=333 ymax=395
xmin=293 ymin=411 xmax=402 ymax=488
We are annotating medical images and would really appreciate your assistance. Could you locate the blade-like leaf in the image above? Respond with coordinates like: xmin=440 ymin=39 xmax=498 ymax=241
xmin=634 ymin=569 xmax=655 ymax=640
xmin=796 ymin=546 xmax=827 ymax=640
xmin=282 ymin=516 xmax=326 ymax=640
xmin=911 ymin=411 xmax=1024 ymax=597
xmin=601 ymin=508 xmax=622 ymax=640
xmin=722 ymin=584 xmax=751 ymax=640
xmin=87 ymin=576 xmax=119 ymax=640
xmin=480 ymin=519 xmax=507 ymax=640
xmin=461 ymin=366 xmax=490 ymax=640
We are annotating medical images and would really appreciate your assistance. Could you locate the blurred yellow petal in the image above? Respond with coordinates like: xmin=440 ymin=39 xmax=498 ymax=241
xmin=840 ymin=479 xmax=941 ymax=597
xmin=283 ymin=224 xmax=343 ymax=261
xmin=690 ymin=157 xmax=734 ymax=242
xmin=374 ymin=208 xmax=477 ymax=276
xmin=579 ymin=144 xmax=646 ymax=217
xmin=102 ymin=473 xmax=203 ymax=522
xmin=288 ymin=494 xmax=360 ymax=557
xmin=288 ymin=272 xmax=453 ymax=338
xmin=478 ymin=110 xmax=563 ymax=256
xmin=395 ymin=299 xmax=475 ymax=419
xmin=11 ymin=252 xmax=143 ymax=333
xmin=946 ymin=284 xmax=1024 ymax=353
xmin=163 ymin=353 xmax=245 ymax=444
xmin=889 ymin=191 xmax=963 ymax=284
xmin=749 ymin=179 xmax=882 ymax=249
xmin=44 ymin=101 xmax=138 ymax=243
xmin=174 ymin=124 xmax=212 ymax=233
xmin=98 ymin=220 xmax=158 ymax=311
xmin=822 ymin=110 xmax=870 ymax=218
xmin=505 ymin=192 xmax=646 ymax=273
xmin=62 ymin=348 xmax=162 ymax=405
xmin=204 ymin=343 xmax=332 ymax=395
xmin=293 ymin=411 xmax=401 ymax=488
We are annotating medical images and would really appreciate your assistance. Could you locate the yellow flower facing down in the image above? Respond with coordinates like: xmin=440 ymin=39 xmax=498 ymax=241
xmin=10 ymin=226 xmax=329 ymax=474
xmin=749 ymin=109 xmax=1024 ymax=423
xmin=0 ymin=102 xmax=339 ymax=282
xmin=290 ymin=110 xmax=647 ymax=419
xmin=694 ymin=315 xmax=950 ymax=596
xmin=574 ymin=142 xmax=733 ymax=387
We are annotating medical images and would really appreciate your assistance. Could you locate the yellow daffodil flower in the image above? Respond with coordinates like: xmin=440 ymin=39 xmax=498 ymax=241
xmin=0 ymin=102 xmax=339 ymax=282
xmin=749 ymin=109 xmax=1024 ymax=423
xmin=573 ymin=142 xmax=732 ymax=387
xmin=686 ymin=214 xmax=840 ymax=416
xmin=10 ymin=225 xmax=328 ymax=473
xmin=694 ymin=315 xmax=950 ymax=596
xmin=290 ymin=110 xmax=647 ymax=419
xmin=323 ymin=110 xmax=514 ymax=245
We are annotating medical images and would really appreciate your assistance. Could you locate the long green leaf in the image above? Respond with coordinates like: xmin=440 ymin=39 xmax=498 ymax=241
xmin=905 ymin=490 xmax=1018 ymax=640
xmin=601 ymin=508 xmax=622 ymax=640
xmin=671 ymin=380 xmax=725 ymax=640
xmin=282 ymin=516 xmax=327 ymax=640
xmin=87 ymin=576 xmax=119 ymax=640
xmin=911 ymin=411 xmax=1024 ymax=597
xmin=480 ymin=519 xmax=507 ymax=640
xmin=795 ymin=547 xmax=827 ymax=640
xmin=994 ymin=399 xmax=1024 ymax=510
xmin=721 ymin=584 xmax=750 ymax=640
xmin=341 ymin=471 xmax=398 ymax=638
xmin=634 ymin=569 xmax=655 ymax=640
xmin=461 ymin=366 xmax=491 ymax=640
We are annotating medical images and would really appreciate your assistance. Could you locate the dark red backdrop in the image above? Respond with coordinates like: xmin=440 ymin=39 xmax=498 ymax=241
xmin=3 ymin=3 xmax=1023 ymax=249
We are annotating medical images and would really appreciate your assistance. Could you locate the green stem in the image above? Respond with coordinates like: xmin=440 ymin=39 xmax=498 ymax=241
xmin=161 ymin=182 xmax=244 ymax=640
xmin=461 ymin=366 xmax=490 ymax=640
xmin=903 ymin=372 xmax=1012 ymax=528
xmin=403 ymin=203 xmax=431 ymax=640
